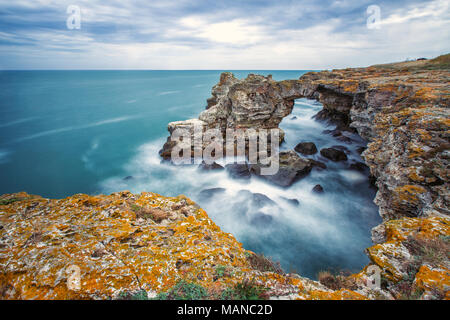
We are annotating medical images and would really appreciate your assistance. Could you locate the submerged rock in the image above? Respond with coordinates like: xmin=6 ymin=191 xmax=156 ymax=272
xmin=198 ymin=161 xmax=224 ymax=171
xmin=281 ymin=197 xmax=300 ymax=206
xmin=309 ymin=159 xmax=327 ymax=170
xmin=348 ymin=162 xmax=368 ymax=172
xmin=198 ymin=188 xmax=226 ymax=199
xmin=312 ymin=184 xmax=324 ymax=193
xmin=250 ymin=150 xmax=313 ymax=187
xmin=225 ymin=163 xmax=251 ymax=179
xmin=320 ymin=148 xmax=348 ymax=162
xmin=249 ymin=212 xmax=273 ymax=226
xmin=241 ymin=190 xmax=277 ymax=208
xmin=294 ymin=142 xmax=318 ymax=155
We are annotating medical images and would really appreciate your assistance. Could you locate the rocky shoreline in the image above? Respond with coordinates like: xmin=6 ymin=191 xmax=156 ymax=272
xmin=0 ymin=55 xmax=449 ymax=300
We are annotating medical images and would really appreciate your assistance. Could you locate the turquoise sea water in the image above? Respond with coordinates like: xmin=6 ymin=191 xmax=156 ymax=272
xmin=0 ymin=70 xmax=381 ymax=279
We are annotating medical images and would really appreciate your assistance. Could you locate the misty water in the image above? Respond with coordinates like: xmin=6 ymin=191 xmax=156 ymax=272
xmin=0 ymin=71 xmax=381 ymax=279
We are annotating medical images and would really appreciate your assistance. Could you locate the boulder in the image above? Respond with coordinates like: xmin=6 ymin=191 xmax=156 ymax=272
xmin=294 ymin=142 xmax=318 ymax=155
xmin=312 ymin=184 xmax=324 ymax=193
xmin=348 ymin=161 xmax=368 ymax=172
xmin=320 ymin=148 xmax=348 ymax=161
xmin=251 ymin=150 xmax=313 ymax=187
xmin=225 ymin=163 xmax=251 ymax=179
xmin=198 ymin=188 xmax=226 ymax=199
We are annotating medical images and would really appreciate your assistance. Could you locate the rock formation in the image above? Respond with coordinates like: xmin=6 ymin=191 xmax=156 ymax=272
xmin=0 ymin=191 xmax=365 ymax=300
xmin=157 ymin=54 xmax=450 ymax=299
xmin=1 ymin=55 xmax=449 ymax=300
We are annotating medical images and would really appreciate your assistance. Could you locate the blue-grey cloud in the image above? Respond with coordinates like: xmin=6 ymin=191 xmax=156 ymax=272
xmin=0 ymin=0 xmax=448 ymax=69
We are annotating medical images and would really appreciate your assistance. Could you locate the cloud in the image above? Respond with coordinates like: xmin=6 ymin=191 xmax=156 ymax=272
xmin=0 ymin=0 xmax=448 ymax=69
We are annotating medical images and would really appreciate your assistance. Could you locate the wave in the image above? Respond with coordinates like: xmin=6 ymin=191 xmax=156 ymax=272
xmin=157 ymin=90 xmax=181 ymax=96
xmin=0 ymin=149 xmax=10 ymax=164
xmin=14 ymin=116 xmax=136 ymax=143
xmin=0 ymin=117 xmax=39 ymax=129
xmin=81 ymin=138 xmax=100 ymax=171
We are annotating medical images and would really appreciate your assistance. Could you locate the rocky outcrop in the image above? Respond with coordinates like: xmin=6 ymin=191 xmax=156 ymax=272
xmin=157 ymin=54 xmax=450 ymax=300
xmin=161 ymin=54 xmax=449 ymax=223
xmin=159 ymin=73 xmax=306 ymax=161
xmin=0 ymin=192 xmax=365 ymax=300
xmin=163 ymin=54 xmax=447 ymax=221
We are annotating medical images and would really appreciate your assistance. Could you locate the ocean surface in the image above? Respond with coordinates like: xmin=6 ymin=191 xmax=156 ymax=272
xmin=0 ymin=70 xmax=381 ymax=279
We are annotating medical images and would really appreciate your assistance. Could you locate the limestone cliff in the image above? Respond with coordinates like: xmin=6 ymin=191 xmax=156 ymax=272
xmin=1 ymin=55 xmax=449 ymax=300
xmin=157 ymin=54 xmax=449 ymax=299
xmin=0 ymin=192 xmax=365 ymax=300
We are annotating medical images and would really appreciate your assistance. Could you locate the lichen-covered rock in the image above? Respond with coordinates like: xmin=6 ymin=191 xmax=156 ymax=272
xmin=0 ymin=192 xmax=365 ymax=300
xmin=296 ymin=55 xmax=450 ymax=221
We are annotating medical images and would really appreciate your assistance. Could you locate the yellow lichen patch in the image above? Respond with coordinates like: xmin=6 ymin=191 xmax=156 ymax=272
xmin=408 ymin=167 xmax=425 ymax=183
xmin=366 ymin=216 xmax=450 ymax=283
xmin=341 ymin=81 xmax=359 ymax=93
xmin=394 ymin=185 xmax=427 ymax=203
xmin=407 ymin=143 xmax=425 ymax=159
xmin=384 ymin=216 xmax=450 ymax=242
xmin=414 ymin=87 xmax=439 ymax=100
xmin=308 ymin=289 xmax=367 ymax=300
xmin=414 ymin=265 xmax=450 ymax=295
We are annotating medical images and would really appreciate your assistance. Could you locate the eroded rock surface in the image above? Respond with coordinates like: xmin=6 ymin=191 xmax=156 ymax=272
xmin=0 ymin=192 xmax=365 ymax=300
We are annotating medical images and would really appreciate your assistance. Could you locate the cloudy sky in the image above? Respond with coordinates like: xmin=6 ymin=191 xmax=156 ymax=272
xmin=0 ymin=0 xmax=449 ymax=69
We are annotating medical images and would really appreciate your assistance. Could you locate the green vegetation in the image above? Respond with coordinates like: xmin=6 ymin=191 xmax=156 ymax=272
xmin=220 ymin=279 xmax=268 ymax=300
xmin=117 ymin=289 xmax=148 ymax=300
xmin=214 ymin=265 xmax=232 ymax=279
xmin=246 ymin=252 xmax=284 ymax=275
xmin=395 ymin=235 xmax=449 ymax=300
xmin=317 ymin=270 xmax=357 ymax=291
xmin=156 ymin=280 xmax=208 ymax=300
xmin=129 ymin=203 xmax=142 ymax=212
xmin=0 ymin=198 xmax=23 ymax=205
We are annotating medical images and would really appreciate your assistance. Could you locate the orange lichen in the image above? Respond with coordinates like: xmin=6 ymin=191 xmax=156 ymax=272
xmin=414 ymin=265 xmax=450 ymax=299
xmin=394 ymin=185 xmax=427 ymax=203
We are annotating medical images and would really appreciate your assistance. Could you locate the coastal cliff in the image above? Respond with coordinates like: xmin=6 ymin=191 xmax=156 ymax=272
xmin=1 ymin=55 xmax=449 ymax=300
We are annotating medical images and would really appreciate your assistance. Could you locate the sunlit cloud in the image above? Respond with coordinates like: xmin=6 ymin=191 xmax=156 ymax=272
xmin=0 ymin=0 xmax=448 ymax=69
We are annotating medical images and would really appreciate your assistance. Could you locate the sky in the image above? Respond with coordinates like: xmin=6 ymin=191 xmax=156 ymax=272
xmin=0 ymin=0 xmax=449 ymax=70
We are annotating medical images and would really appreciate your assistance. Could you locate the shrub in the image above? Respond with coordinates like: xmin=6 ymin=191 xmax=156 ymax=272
xmin=220 ymin=279 xmax=268 ymax=300
xmin=215 ymin=265 xmax=229 ymax=278
xmin=117 ymin=289 xmax=148 ymax=300
xmin=158 ymin=280 xmax=208 ymax=300
xmin=403 ymin=235 xmax=449 ymax=268
xmin=317 ymin=270 xmax=357 ymax=291
xmin=393 ymin=234 xmax=450 ymax=300
xmin=246 ymin=252 xmax=284 ymax=275
xmin=0 ymin=198 xmax=23 ymax=205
